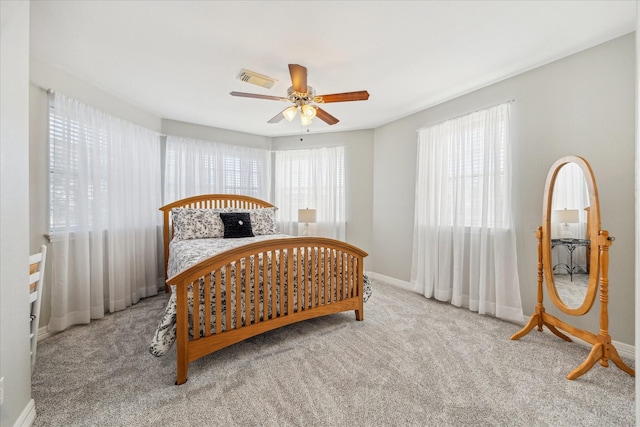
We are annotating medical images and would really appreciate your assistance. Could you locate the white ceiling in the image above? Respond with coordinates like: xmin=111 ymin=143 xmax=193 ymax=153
xmin=29 ymin=1 xmax=636 ymax=137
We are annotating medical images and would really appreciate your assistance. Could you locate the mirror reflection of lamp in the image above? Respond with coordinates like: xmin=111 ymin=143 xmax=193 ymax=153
xmin=552 ymin=208 xmax=579 ymax=238
xmin=298 ymin=208 xmax=316 ymax=236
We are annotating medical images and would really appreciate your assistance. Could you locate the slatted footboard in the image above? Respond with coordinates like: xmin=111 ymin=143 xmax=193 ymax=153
xmin=168 ymin=237 xmax=367 ymax=385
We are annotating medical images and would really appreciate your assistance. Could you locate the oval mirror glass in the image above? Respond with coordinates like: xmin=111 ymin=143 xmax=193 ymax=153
xmin=542 ymin=156 xmax=600 ymax=316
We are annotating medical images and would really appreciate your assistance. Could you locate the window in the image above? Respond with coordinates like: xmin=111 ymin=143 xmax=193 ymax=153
xmin=47 ymin=92 xmax=162 ymax=331
xmin=411 ymin=102 xmax=523 ymax=322
xmin=274 ymin=146 xmax=345 ymax=239
xmin=49 ymin=110 xmax=109 ymax=231
xmin=164 ymin=135 xmax=270 ymax=203
xmin=446 ymin=112 xmax=508 ymax=228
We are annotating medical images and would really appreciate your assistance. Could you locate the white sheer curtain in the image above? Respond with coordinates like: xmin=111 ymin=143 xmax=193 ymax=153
xmin=274 ymin=146 xmax=345 ymax=239
xmin=411 ymin=102 xmax=523 ymax=323
xmin=48 ymin=93 xmax=162 ymax=332
xmin=164 ymin=135 xmax=271 ymax=204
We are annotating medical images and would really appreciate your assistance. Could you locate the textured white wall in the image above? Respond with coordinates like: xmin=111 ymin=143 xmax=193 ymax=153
xmin=30 ymin=56 xmax=162 ymax=133
xmin=162 ymin=118 xmax=272 ymax=151
xmin=1 ymin=1 xmax=34 ymax=425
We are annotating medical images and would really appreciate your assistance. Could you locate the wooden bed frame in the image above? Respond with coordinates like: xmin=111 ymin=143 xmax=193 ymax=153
xmin=160 ymin=194 xmax=368 ymax=384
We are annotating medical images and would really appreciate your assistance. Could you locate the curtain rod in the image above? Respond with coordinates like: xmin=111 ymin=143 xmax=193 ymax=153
xmin=34 ymin=85 xmax=54 ymax=94
xmin=417 ymin=99 xmax=516 ymax=131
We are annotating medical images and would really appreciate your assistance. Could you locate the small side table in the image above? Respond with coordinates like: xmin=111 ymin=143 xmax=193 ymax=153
xmin=551 ymin=238 xmax=590 ymax=281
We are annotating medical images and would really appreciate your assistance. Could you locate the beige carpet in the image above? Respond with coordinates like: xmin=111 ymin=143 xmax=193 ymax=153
xmin=31 ymin=279 xmax=635 ymax=426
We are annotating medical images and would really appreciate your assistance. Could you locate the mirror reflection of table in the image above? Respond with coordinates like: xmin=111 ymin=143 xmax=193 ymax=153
xmin=551 ymin=238 xmax=590 ymax=281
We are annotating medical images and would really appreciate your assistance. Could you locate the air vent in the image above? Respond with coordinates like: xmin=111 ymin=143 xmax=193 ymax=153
xmin=236 ymin=69 xmax=277 ymax=89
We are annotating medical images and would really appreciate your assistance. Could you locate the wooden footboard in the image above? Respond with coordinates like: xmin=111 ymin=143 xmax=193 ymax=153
xmin=167 ymin=236 xmax=367 ymax=385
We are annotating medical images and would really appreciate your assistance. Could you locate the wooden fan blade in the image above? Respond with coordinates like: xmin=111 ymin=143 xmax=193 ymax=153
xmin=268 ymin=109 xmax=286 ymax=123
xmin=316 ymin=91 xmax=370 ymax=103
xmin=288 ymin=64 xmax=307 ymax=94
xmin=315 ymin=107 xmax=339 ymax=125
xmin=230 ymin=91 xmax=284 ymax=101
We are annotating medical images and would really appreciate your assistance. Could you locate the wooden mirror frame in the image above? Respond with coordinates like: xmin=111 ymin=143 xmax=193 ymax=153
xmin=511 ymin=156 xmax=634 ymax=380
xmin=542 ymin=156 xmax=599 ymax=315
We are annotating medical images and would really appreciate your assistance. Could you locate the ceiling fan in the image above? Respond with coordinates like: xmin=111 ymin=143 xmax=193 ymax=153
xmin=230 ymin=64 xmax=369 ymax=126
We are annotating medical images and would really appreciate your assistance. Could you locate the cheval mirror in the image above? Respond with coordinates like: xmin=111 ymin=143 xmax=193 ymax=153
xmin=511 ymin=155 xmax=635 ymax=380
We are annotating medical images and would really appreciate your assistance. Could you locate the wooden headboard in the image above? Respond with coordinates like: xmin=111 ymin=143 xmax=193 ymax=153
xmin=159 ymin=194 xmax=275 ymax=281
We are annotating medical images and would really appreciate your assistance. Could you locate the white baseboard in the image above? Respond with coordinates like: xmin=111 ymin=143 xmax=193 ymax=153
xmin=614 ymin=340 xmax=635 ymax=360
xmin=367 ymin=271 xmax=636 ymax=361
xmin=38 ymin=326 xmax=57 ymax=342
xmin=14 ymin=398 xmax=36 ymax=427
xmin=367 ymin=271 xmax=413 ymax=292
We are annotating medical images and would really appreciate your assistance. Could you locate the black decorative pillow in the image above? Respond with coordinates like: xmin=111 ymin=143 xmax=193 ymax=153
xmin=220 ymin=212 xmax=254 ymax=238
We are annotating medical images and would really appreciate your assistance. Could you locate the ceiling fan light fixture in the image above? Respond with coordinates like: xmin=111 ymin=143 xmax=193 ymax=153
xmin=300 ymin=114 xmax=312 ymax=126
xmin=301 ymin=104 xmax=317 ymax=118
xmin=230 ymin=64 xmax=369 ymax=127
xmin=283 ymin=106 xmax=298 ymax=122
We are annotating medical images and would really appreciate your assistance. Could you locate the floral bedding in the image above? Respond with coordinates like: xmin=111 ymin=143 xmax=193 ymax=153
xmin=170 ymin=207 xmax=278 ymax=241
xmin=149 ymin=235 xmax=372 ymax=357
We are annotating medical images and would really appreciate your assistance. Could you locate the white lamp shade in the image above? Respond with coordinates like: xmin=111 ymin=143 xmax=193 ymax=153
xmin=300 ymin=114 xmax=312 ymax=126
xmin=301 ymin=104 xmax=317 ymax=118
xmin=552 ymin=209 xmax=579 ymax=224
xmin=283 ymin=106 xmax=298 ymax=122
xmin=298 ymin=208 xmax=316 ymax=224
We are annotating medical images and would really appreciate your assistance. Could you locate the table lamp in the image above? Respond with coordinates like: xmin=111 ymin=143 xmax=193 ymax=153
xmin=552 ymin=208 xmax=579 ymax=238
xmin=298 ymin=208 xmax=316 ymax=236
